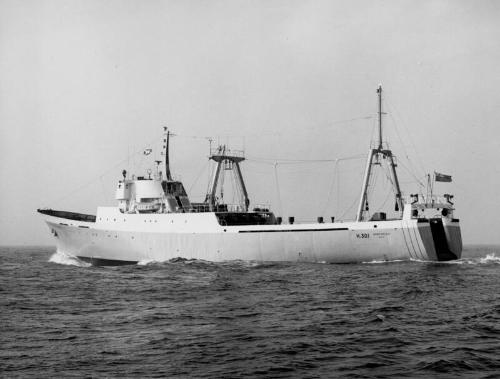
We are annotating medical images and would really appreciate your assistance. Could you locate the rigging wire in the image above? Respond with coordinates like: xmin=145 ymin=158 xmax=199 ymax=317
xmin=364 ymin=160 xmax=379 ymax=218
xmin=369 ymin=111 xmax=377 ymax=147
xmin=247 ymin=154 xmax=366 ymax=165
xmin=229 ymin=168 xmax=236 ymax=205
xmin=237 ymin=172 xmax=243 ymax=207
xmin=281 ymin=115 xmax=374 ymax=137
xmin=320 ymin=160 xmax=339 ymax=215
xmin=384 ymin=99 xmax=428 ymax=177
xmin=219 ymin=163 xmax=225 ymax=201
xmin=188 ymin=160 xmax=210 ymax=197
xmin=48 ymin=136 xmax=161 ymax=207
xmin=100 ymin=176 xmax=108 ymax=204
xmin=49 ymin=110 xmax=404 ymax=217
xmin=373 ymin=178 xmax=394 ymax=213
xmin=206 ymin=159 xmax=215 ymax=198
xmin=396 ymin=159 xmax=426 ymax=189
xmin=274 ymin=162 xmax=283 ymax=216
xmin=338 ymin=195 xmax=360 ymax=221
xmin=171 ymin=115 xmax=374 ymax=141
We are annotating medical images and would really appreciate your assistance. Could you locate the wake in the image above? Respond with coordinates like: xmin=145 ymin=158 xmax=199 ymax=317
xmin=363 ymin=253 xmax=500 ymax=265
xmin=48 ymin=250 xmax=91 ymax=267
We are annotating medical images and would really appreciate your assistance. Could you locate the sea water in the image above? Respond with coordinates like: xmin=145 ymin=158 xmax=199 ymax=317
xmin=1 ymin=246 xmax=499 ymax=378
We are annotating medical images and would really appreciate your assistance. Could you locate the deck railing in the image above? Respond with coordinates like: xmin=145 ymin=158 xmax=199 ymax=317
xmin=209 ymin=146 xmax=245 ymax=158
xmin=404 ymin=194 xmax=455 ymax=207
xmin=189 ymin=202 xmax=272 ymax=213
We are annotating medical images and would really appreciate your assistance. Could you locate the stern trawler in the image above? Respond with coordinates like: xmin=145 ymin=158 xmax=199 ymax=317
xmin=38 ymin=86 xmax=462 ymax=265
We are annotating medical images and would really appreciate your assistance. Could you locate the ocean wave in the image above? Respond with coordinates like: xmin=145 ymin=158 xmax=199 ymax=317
xmin=435 ymin=253 xmax=500 ymax=265
xmin=362 ymin=259 xmax=407 ymax=264
xmin=4 ymin=245 xmax=500 ymax=378
xmin=137 ymin=257 xmax=212 ymax=266
xmin=137 ymin=259 xmax=160 ymax=266
xmin=48 ymin=250 xmax=91 ymax=267
xmin=478 ymin=253 xmax=500 ymax=264
xmin=48 ymin=252 xmax=500 ymax=268
xmin=405 ymin=253 xmax=500 ymax=265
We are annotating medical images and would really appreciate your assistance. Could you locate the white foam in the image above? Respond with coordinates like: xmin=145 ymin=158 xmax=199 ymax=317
xmin=362 ymin=254 xmax=500 ymax=265
xmin=137 ymin=259 xmax=159 ymax=266
xmin=479 ymin=253 xmax=500 ymax=264
xmin=48 ymin=250 xmax=91 ymax=267
xmin=411 ymin=253 xmax=500 ymax=265
xmin=362 ymin=259 xmax=407 ymax=264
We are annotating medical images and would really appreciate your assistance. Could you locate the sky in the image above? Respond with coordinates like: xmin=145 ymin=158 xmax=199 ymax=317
xmin=1 ymin=0 xmax=500 ymax=245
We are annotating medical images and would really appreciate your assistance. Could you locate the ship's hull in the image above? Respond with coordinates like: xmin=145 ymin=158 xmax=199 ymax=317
xmin=41 ymin=210 xmax=462 ymax=265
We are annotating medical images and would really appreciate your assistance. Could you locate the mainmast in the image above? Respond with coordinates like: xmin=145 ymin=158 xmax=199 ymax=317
xmin=355 ymin=85 xmax=403 ymax=221
xmin=164 ymin=127 xmax=173 ymax=181
xmin=377 ymin=85 xmax=383 ymax=150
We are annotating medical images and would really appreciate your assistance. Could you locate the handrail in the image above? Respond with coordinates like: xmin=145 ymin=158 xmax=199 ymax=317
xmin=404 ymin=194 xmax=455 ymax=209
xmin=210 ymin=147 xmax=245 ymax=158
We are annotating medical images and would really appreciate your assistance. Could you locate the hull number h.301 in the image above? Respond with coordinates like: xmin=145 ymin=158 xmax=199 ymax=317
xmin=356 ymin=233 xmax=370 ymax=239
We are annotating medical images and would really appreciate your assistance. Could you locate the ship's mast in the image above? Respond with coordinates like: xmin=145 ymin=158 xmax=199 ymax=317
xmin=355 ymin=85 xmax=403 ymax=221
xmin=377 ymin=85 xmax=383 ymax=150
xmin=164 ymin=127 xmax=173 ymax=181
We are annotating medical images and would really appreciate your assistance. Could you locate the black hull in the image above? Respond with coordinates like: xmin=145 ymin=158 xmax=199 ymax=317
xmin=429 ymin=218 xmax=458 ymax=261
xmin=77 ymin=256 xmax=138 ymax=266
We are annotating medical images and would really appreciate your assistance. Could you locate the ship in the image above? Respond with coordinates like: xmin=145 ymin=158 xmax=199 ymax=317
xmin=38 ymin=86 xmax=462 ymax=265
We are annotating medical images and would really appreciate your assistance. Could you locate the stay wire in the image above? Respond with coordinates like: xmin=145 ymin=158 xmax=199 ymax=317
xmin=48 ymin=136 xmax=160 ymax=207
xmin=384 ymin=99 xmax=428 ymax=177
xmin=274 ymin=162 xmax=283 ymax=217
xmin=188 ymin=160 xmax=210 ymax=197
xmin=320 ymin=160 xmax=339 ymax=215
xmin=246 ymin=154 xmax=366 ymax=165
xmin=172 ymin=115 xmax=374 ymax=141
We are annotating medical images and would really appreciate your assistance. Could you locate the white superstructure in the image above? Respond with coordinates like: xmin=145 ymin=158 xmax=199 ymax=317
xmin=39 ymin=86 xmax=462 ymax=265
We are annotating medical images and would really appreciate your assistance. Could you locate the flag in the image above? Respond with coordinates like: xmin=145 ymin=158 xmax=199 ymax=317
xmin=435 ymin=172 xmax=452 ymax=182
xmin=143 ymin=148 xmax=152 ymax=155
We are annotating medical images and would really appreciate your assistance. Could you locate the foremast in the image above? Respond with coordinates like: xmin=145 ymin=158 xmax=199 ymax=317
xmin=164 ymin=127 xmax=173 ymax=181
xmin=356 ymin=85 xmax=403 ymax=221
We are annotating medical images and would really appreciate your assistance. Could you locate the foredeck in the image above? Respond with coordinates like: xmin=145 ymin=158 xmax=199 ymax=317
xmin=37 ymin=209 xmax=96 ymax=223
